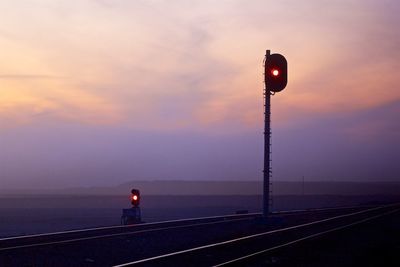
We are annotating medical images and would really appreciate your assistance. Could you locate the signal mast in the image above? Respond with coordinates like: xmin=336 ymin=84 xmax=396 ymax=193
xmin=121 ymin=188 xmax=142 ymax=225
xmin=263 ymin=50 xmax=288 ymax=217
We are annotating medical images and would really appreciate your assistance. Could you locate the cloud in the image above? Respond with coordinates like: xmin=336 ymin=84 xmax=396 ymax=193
xmin=340 ymin=100 xmax=400 ymax=141
xmin=0 ymin=77 xmax=122 ymax=128
xmin=1 ymin=0 xmax=400 ymax=133
xmin=0 ymin=74 xmax=62 ymax=80
xmin=1 ymin=0 xmax=400 ymax=187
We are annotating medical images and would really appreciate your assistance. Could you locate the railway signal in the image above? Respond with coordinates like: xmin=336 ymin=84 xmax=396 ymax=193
xmin=263 ymin=50 xmax=288 ymax=217
xmin=131 ymin=189 xmax=140 ymax=207
xmin=121 ymin=188 xmax=142 ymax=225
xmin=265 ymin=52 xmax=287 ymax=92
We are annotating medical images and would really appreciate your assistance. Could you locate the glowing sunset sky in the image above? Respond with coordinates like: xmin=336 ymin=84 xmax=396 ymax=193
xmin=1 ymin=0 xmax=399 ymax=189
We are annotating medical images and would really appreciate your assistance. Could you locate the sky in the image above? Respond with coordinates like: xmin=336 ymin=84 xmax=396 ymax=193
xmin=1 ymin=0 xmax=399 ymax=189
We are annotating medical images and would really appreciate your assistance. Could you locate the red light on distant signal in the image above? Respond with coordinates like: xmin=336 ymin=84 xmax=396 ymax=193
xmin=271 ymin=69 xmax=279 ymax=76
xmin=131 ymin=188 xmax=141 ymax=207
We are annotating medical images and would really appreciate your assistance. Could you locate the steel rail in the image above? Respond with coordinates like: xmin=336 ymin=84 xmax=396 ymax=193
xmin=271 ymin=204 xmax=375 ymax=214
xmin=214 ymin=208 xmax=400 ymax=266
xmin=1 ymin=204 xmax=373 ymax=242
xmin=113 ymin=204 xmax=397 ymax=266
xmin=0 ymin=205 xmax=382 ymax=252
xmin=0 ymin=216 xmax=256 ymax=252
xmin=0 ymin=212 xmax=260 ymax=242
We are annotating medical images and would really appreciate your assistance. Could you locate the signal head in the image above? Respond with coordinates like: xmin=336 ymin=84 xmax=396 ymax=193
xmin=130 ymin=188 xmax=141 ymax=207
xmin=265 ymin=53 xmax=287 ymax=92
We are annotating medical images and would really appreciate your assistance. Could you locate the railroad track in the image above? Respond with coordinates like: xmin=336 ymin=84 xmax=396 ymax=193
xmin=0 ymin=205 xmax=366 ymax=252
xmin=0 ymin=212 xmax=260 ymax=252
xmin=114 ymin=203 xmax=400 ymax=267
xmin=1 ymin=204 xmax=397 ymax=266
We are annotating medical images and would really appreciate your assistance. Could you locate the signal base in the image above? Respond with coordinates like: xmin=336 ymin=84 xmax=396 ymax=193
xmin=121 ymin=207 xmax=142 ymax=225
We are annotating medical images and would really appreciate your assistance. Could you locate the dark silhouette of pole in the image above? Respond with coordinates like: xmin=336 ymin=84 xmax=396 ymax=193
xmin=263 ymin=50 xmax=271 ymax=217
xmin=263 ymin=49 xmax=287 ymax=217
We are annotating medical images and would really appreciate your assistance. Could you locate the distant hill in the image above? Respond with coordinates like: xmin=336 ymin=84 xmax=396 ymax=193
xmin=2 ymin=180 xmax=400 ymax=196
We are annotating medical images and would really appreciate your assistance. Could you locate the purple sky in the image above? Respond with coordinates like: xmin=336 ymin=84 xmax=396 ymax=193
xmin=1 ymin=1 xmax=399 ymax=189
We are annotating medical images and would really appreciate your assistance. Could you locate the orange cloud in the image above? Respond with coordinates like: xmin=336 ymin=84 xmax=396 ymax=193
xmin=0 ymin=77 xmax=122 ymax=128
xmin=1 ymin=0 xmax=399 ymax=133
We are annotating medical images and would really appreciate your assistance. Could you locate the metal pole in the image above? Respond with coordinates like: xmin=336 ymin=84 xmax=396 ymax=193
xmin=263 ymin=50 xmax=271 ymax=217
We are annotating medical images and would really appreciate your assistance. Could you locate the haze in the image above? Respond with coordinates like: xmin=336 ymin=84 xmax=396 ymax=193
xmin=1 ymin=0 xmax=399 ymax=190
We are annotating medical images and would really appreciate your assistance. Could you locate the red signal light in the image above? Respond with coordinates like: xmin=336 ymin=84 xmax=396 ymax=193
xmin=131 ymin=188 xmax=141 ymax=207
xmin=271 ymin=69 xmax=279 ymax=77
